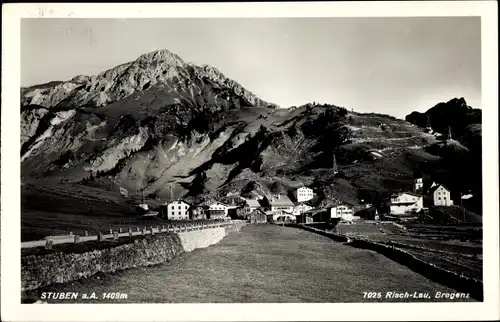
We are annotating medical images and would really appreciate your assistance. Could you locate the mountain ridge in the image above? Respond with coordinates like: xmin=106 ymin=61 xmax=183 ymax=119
xmin=21 ymin=49 xmax=277 ymax=110
xmin=20 ymin=49 xmax=482 ymax=216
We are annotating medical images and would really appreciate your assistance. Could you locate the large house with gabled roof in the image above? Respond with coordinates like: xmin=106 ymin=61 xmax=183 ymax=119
xmin=428 ymin=183 xmax=454 ymax=206
xmin=161 ymin=200 xmax=191 ymax=220
xmin=389 ymin=191 xmax=423 ymax=215
xmin=262 ymin=194 xmax=294 ymax=215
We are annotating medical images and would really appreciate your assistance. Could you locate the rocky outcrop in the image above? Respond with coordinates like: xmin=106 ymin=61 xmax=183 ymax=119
xmin=84 ymin=127 xmax=149 ymax=173
xmin=21 ymin=82 xmax=81 ymax=108
xmin=405 ymin=97 xmax=481 ymax=142
xmin=21 ymin=106 xmax=49 ymax=146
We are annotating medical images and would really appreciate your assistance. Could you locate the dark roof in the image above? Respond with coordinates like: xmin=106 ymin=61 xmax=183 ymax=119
xmin=164 ymin=199 xmax=191 ymax=206
xmin=264 ymin=194 xmax=294 ymax=207
xmin=244 ymin=199 xmax=261 ymax=208
xmin=428 ymin=184 xmax=450 ymax=194
xmin=208 ymin=201 xmax=229 ymax=207
xmin=293 ymin=201 xmax=312 ymax=207
xmin=392 ymin=191 xmax=422 ymax=198
xmin=303 ymin=209 xmax=324 ymax=216
xmin=250 ymin=209 xmax=266 ymax=215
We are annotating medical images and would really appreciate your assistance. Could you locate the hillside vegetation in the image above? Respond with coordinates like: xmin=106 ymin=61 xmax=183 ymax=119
xmin=21 ymin=49 xmax=482 ymax=216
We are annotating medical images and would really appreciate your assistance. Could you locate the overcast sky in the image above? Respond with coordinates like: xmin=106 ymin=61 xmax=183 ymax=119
xmin=21 ymin=17 xmax=481 ymax=117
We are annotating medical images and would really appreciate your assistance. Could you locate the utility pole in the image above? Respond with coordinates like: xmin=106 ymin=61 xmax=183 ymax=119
xmin=460 ymin=191 xmax=465 ymax=223
xmin=426 ymin=115 xmax=431 ymax=129
xmin=333 ymin=152 xmax=338 ymax=175
xmin=448 ymin=126 xmax=452 ymax=140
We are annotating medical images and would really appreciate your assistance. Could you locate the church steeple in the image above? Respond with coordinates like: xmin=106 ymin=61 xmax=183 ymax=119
xmin=169 ymin=184 xmax=174 ymax=201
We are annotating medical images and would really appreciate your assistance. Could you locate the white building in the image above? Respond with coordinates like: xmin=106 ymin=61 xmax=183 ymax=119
xmin=389 ymin=192 xmax=423 ymax=215
xmin=292 ymin=202 xmax=313 ymax=216
xmin=330 ymin=204 xmax=354 ymax=221
xmin=414 ymin=177 xmax=424 ymax=192
xmin=164 ymin=200 xmax=190 ymax=220
xmin=429 ymin=184 xmax=454 ymax=206
xmin=293 ymin=186 xmax=314 ymax=202
xmin=264 ymin=194 xmax=294 ymax=214
xmin=208 ymin=202 xmax=229 ymax=216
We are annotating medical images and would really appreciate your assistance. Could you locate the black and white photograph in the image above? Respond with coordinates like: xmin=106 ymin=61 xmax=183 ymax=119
xmin=1 ymin=2 xmax=499 ymax=321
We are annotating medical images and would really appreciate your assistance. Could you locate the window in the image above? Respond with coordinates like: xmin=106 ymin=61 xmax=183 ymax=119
xmin=438 ymin=197 xmax=441 ymax=200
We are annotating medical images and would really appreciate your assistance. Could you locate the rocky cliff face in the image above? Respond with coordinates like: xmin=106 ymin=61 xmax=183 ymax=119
xmin=20 ymin=49 xmax=482 ymax=214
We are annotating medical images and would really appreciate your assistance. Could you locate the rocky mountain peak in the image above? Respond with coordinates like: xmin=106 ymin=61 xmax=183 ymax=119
xmin=135 ymin=49 xmax=186 ymax=67
xmin=21 ymin=48 xmax=277 ymax=110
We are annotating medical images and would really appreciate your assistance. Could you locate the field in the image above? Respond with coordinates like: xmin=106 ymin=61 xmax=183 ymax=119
xmin=332 ymin=221 xmax=482 ymax=280
xmin=21 ymin=182 xmax=217 ymax=241
xmin=23 ymin=225 xmax=474 ymax=303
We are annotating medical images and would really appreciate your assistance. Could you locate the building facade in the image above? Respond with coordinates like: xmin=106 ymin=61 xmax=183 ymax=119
xmin=429 ymin=184 xmax=454 ymax=206
xmin=330 ymin=204 xmax=354 ymax=221
xmin=294 ymin=187 xmax=314 ymax=202
xmin=296 ymin=213 xmax=314 ymax=224
xmin=249 ymin=209 xmax=267 ymax=224
xmin=206 ymin=202 xmax=229 ymax=219
xmin=292 ymin=202 xmax=313 ymax=216
xmin=208 ymin=202 xmax=229 ymax=216
xmin=414 ymin=177 xmax=424 ymax=192
xmin=228 ymin=207 xmax=246 ymax=219
xmin=163 ymin=200 xmax=190 ymax=220
xmin=242 ymin=198 xmax=261 ymax=216
xmin=264 ymin=194 xmax=294 ymax=214
xmin=389 ymin=192 xmax=423 ymax=215
xmin=189 ymin=205 xmax=207 ymax=220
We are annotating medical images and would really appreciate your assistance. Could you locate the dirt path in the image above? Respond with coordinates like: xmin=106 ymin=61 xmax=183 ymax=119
xmin=25 ymin=225 xmax=473 ymax=303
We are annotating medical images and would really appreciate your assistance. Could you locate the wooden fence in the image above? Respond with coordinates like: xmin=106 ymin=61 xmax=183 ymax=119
xmin=21 ymin=221 xmax=241 ymax=249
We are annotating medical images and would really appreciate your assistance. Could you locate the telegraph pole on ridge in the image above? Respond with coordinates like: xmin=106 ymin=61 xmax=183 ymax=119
xmin=333 ymin=151 xmax=338 ymax=175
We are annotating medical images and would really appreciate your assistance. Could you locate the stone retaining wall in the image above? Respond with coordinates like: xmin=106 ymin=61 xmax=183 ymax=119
xmin=22 ymin=222 xmax=247 ymax=291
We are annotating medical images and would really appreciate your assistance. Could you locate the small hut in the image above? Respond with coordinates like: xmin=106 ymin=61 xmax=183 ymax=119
xmin=296 ymin=213 xmax=314 ymax=224
xmin=249 ymin=209 xmax=267 ymax=224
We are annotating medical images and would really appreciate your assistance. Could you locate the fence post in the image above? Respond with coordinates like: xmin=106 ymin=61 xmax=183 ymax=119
xmin=84 ymin=231 xmax=89 ymax=236
xmin=137 ymin=227 xmax=140 ymax=232
xmin=142 ymin=228 xmax=146 ymax=236
xmin=45 ymin=239 xmax=53 ymax=250
xmin=69 ymin=231 xmax=73 ymax=236
xmin=97 ymin=232 xmax=104 ymax=242
xmin=119 ymin=228 xmax=123 ymax=234
xmin=150 ymin=226 xmax=155 ymax=236
xmin=74 ymin=235 xmax=80 ymax=244
xmin=128 ymin=227 xmax=133 ymax=238
xmin=109 ymin=229 xmax=113 ymax=235
xmin=113 ymin=231 xmax=119 ymax=241
xmin=162 ymin=225 xmax=165 ymax=232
